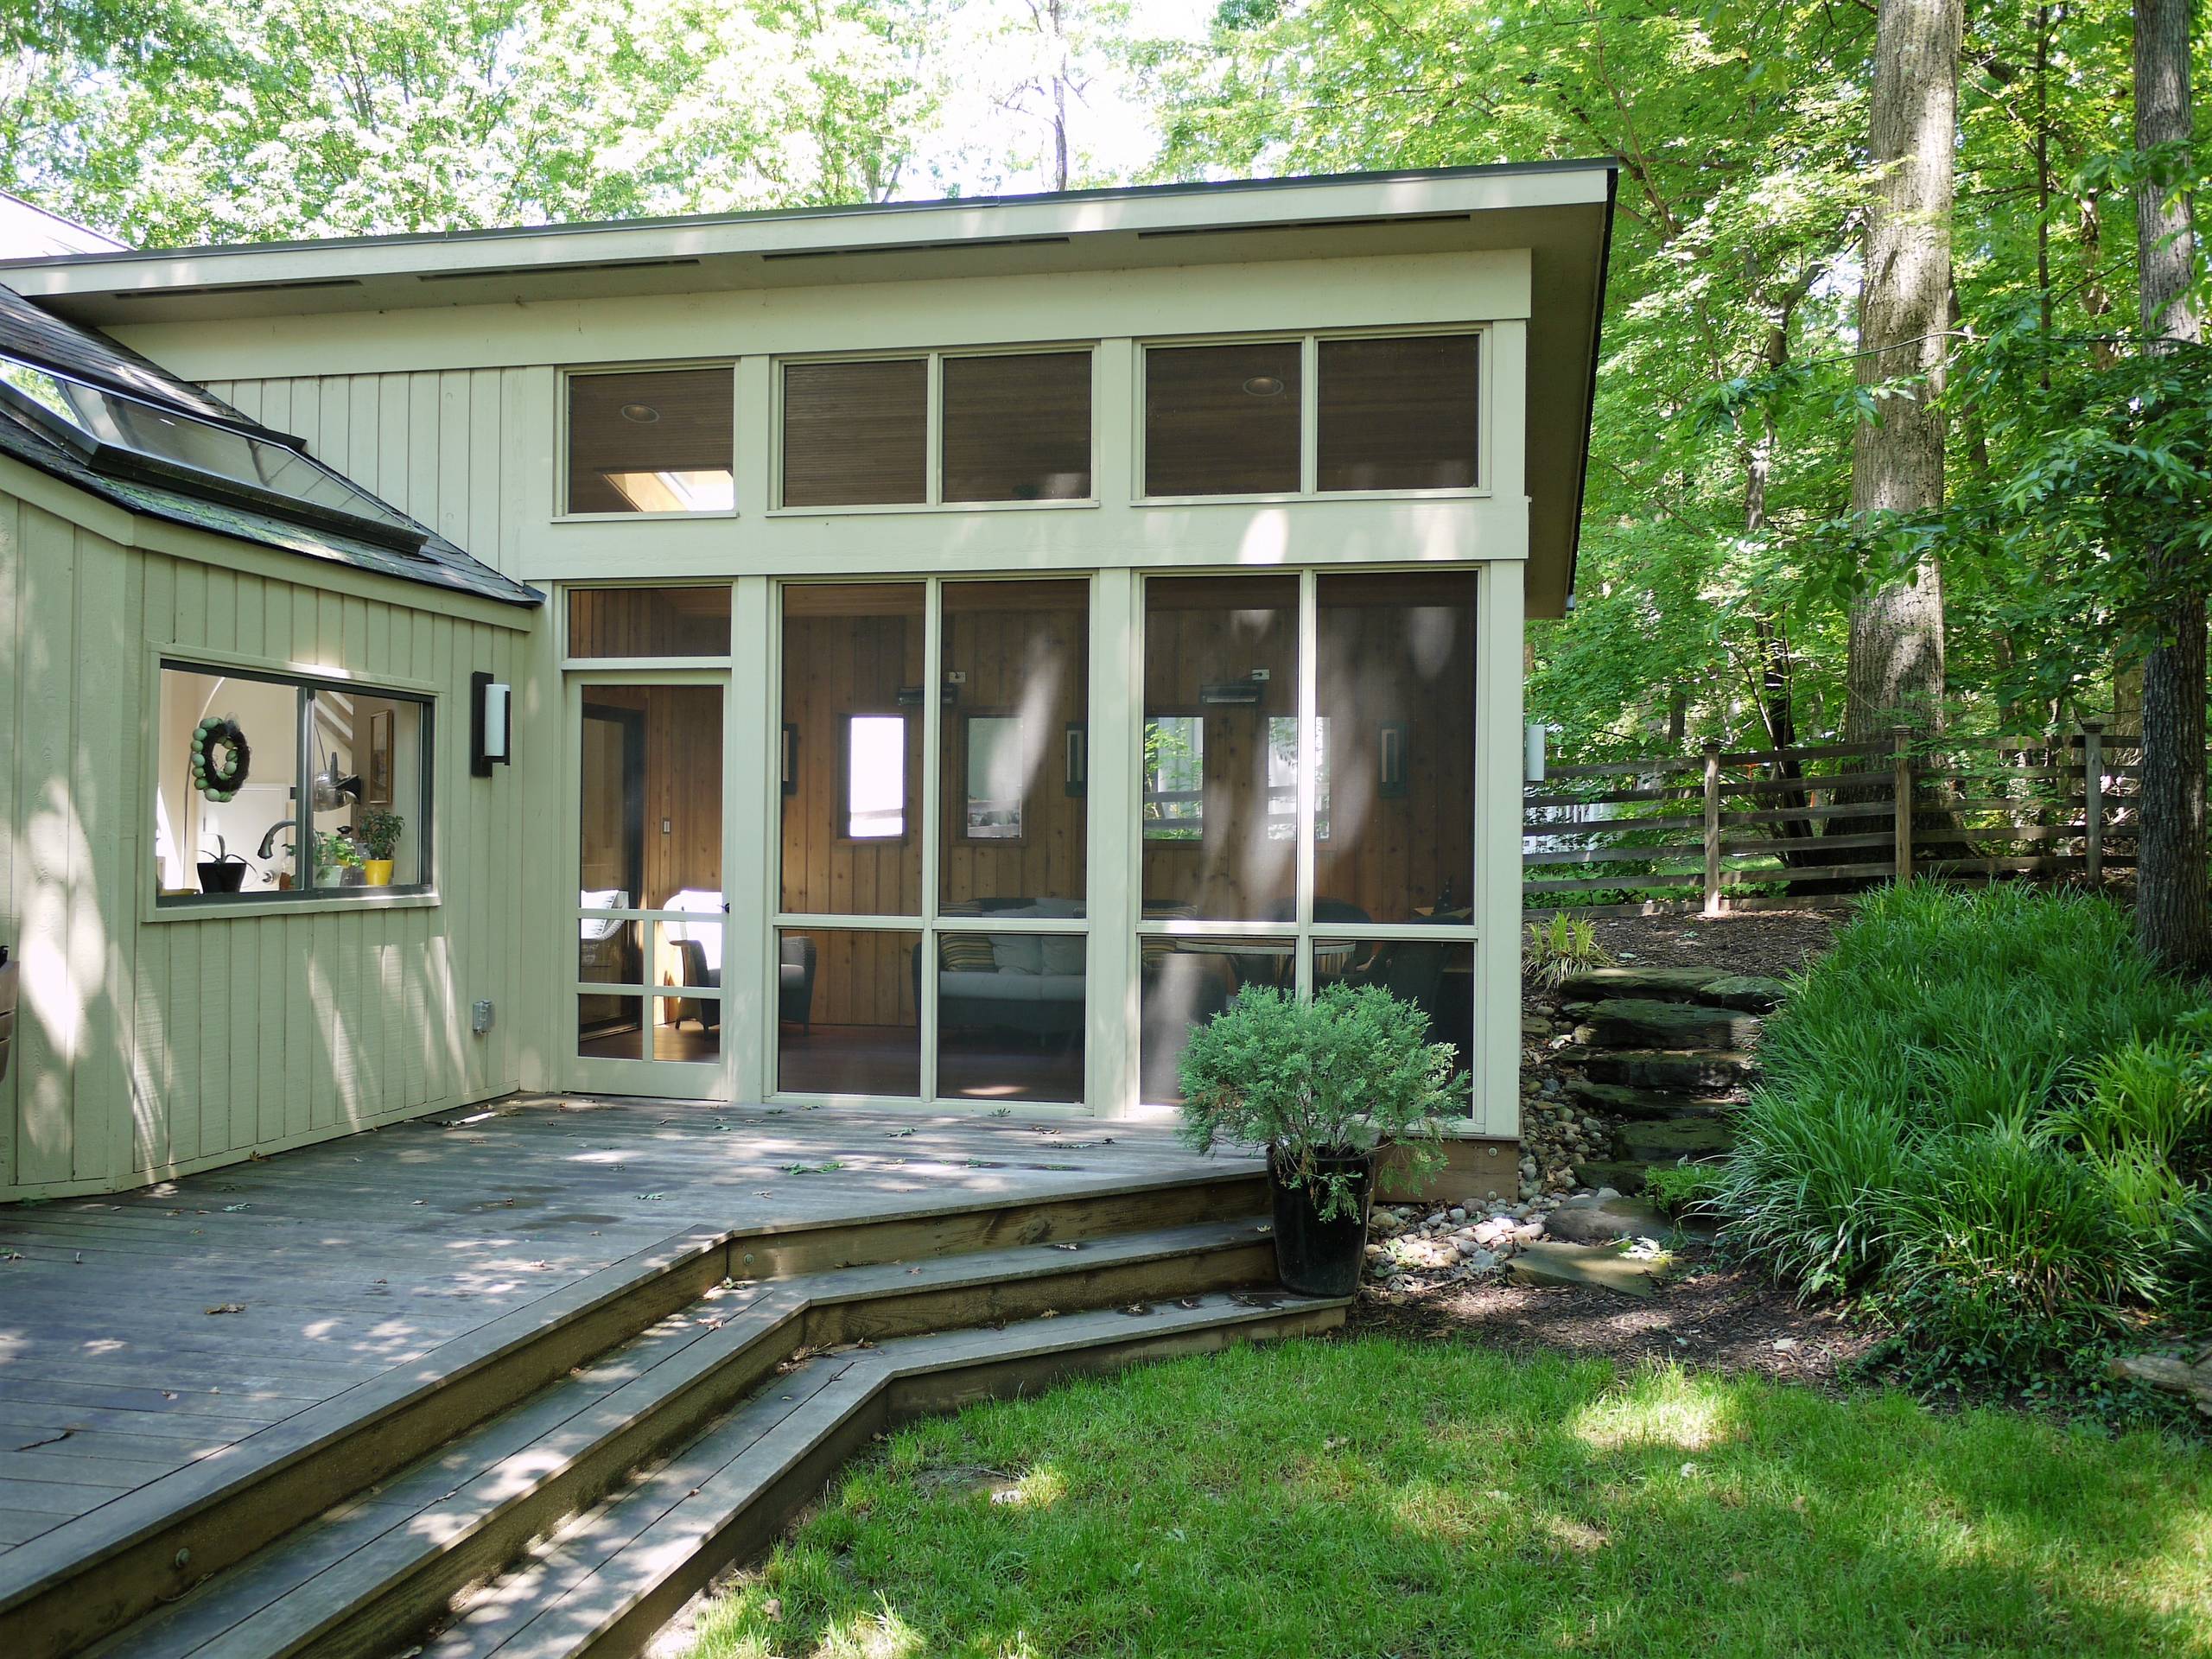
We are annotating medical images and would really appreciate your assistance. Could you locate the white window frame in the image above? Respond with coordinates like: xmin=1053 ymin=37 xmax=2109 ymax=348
xmin=1133 ymin=324 xmax=1490 ymax=506
xmin=767 ymin=344 xmax=1101 ymax=516
xmin=553 ymin=359 xmax=741 ymax=524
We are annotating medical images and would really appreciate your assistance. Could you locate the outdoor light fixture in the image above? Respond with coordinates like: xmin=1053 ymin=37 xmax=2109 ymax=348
xmin=896 ymin=683 xmax=958 ymax=708
xmin=472 ymin=671 xmax=512 ymax=777
xmin=1065 ymin=722 xmax=1087 ymax=796
xmin=1379 ymin=721 xmax=1409 ymax=798
xmin=1241 ymin=375 xmax=1286 ymax=397
xmin=618 ymin=403 xmax=660 ymax=423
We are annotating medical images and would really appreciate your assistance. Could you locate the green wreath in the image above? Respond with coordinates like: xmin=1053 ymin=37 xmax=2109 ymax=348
xmin=191 ymin=716 xmax=251 ymax=803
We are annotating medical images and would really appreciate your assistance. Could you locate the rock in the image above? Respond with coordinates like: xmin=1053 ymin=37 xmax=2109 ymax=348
xmin=1580 ymin=997 xmax=1763 ymax=1052
xmin=1507 ymin=1239 xmax=1665 ymax=1299
xmin=1459 ymin=1247 xmax=1499 ymax=1272
xmin=1565 ymin=1077 xmax=1738 ymax=1122
xmin=1700 ymin=974 xmax=1793 ymax=1013
xmin=1612 ymin=1118 xmax=1734 ymax=1163
xmin=1545 ymin=1192 xmax=1678 ymax=1245
xmin=2111 ymin=1352 xmax=2212 ymax=1415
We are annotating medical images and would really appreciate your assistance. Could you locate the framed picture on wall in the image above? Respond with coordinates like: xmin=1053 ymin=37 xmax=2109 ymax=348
xmin=366 ymin=709 xmax=394 ymax=805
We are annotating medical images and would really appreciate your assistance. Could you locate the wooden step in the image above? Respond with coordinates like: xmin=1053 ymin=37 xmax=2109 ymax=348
xmin=0 ymin=1172 xmax=1265 ymax=1659
xmin=82 ymin=1222 xmax=1280 ymax=1659
xmin=422 ymin=1294 xmax=1344 ymax=1659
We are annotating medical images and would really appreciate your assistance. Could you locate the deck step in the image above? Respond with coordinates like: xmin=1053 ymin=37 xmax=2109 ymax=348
xmin=86 ymin=1222 xmax=1282 ymax=1659
xmin=2 ymin=1169 xmax=1266 ymax=1659
xmin=422 ymin=1294 xmax=1342 ymax=1659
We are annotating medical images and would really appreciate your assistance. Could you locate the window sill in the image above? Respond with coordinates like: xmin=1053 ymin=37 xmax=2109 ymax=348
xmin=149 ymin=887 xmax=441 ymax=923
xmin=1135 ymin=487 xmax=1489 ymax=508
xmin=552 ymin=509 xmax=740 ymax=524
xmin=766 ymin=498 xmax=1099 ymax=519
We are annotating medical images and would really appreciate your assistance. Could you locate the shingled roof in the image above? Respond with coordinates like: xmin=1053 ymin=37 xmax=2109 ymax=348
xmin=0 ymin=282 xmax=539 ymax=607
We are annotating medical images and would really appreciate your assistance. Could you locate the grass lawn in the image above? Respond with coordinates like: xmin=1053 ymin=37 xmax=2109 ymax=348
xmin=689 ymin=1336 xmax=2212 ymax=1659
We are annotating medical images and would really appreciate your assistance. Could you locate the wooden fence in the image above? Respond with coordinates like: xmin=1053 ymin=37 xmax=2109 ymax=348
xmin=1524 ymin=724 xmax=2143 ymax=918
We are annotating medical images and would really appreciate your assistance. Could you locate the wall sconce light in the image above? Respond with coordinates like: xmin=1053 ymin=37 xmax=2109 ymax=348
xmin=1065 ymin=723 xmax=1087 ymax=796
xmin=1378 ymin=721 xmax=1409 ymax=798
xmin=1525 ymin=722 xmax=1548 ymax=785
xmin=896 ymin=683 xmax=958 ymax=709
xmin=782 ymin=722 xmax=799 ymax=796
xmin=1199 ymin=678 xmax=1264 ymax=707
xmin=471 ymin=671 xmax=512 ymax=778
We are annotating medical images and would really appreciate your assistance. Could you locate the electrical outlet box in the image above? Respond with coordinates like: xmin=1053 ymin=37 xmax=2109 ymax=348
xmin=471 ymin=999 xmax=495 ymax=1035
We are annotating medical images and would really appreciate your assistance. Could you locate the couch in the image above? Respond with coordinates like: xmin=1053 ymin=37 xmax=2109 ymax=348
xmin=921 ymin=898 xmax=1085 ymax=1039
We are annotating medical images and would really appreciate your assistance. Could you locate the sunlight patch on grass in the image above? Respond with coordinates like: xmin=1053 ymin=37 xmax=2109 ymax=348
xmin=1571 ymin=1368 xmax=1743 ymax=1452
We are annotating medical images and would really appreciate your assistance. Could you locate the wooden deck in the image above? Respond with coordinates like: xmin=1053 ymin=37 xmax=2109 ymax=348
xmin=0 ymin=1096 xmax=1253 ymax=1557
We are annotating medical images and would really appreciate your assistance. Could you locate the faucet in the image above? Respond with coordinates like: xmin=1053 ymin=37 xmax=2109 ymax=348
xmin=256 ymin=819 xmax=296 ymax=860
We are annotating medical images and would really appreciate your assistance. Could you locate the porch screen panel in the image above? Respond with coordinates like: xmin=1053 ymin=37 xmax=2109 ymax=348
xmin=779 ymin=583 xmax=925 ymax=916
xmin=776 ymin=929 xmax=922 ymax=1096
xmin=939 ymin=579 xmax=1089 ymax=906
xmin=1140 ymin=575 xmax=1300 ymax=922
xmin=1314 ymin=570 xmax=1478 ymax=923
xmin=1315 ymin=334 xmax=1479 ymax=493
xmin=781 ymin=359 xmax=928 ymax=506
xmin=1316 ymin=937 xmax=1475 ymax=1077
xmin=566 ymin=366 xmax=734 ymax=514
xmin=1137 ymin=936 xmax=1294 ymax=1106
xmin=942 ymin=352 xmax=1092 ymax=501
xmin=1142 ymin=340 xmax=1301 ymax=498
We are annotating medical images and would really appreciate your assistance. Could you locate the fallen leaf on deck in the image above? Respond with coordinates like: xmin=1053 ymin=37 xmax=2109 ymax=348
xmin=206 ymin=1303 xmax=245 ymax=1315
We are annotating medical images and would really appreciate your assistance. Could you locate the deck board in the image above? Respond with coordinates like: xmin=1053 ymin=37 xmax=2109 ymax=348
xmin=0 ymin=1096 xmax=1248 ymax=1555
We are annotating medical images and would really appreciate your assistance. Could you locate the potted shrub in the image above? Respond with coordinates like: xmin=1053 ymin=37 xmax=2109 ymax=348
xmin=1177 ymin=983 xmax=1462 ymax=1296
xmin=313 ymin=829 xmax=363 ymax=889
xmin=196 ymin=835 xmax=250 ymax=894
xmin=356 ymin=810 xmax=404 ymax=887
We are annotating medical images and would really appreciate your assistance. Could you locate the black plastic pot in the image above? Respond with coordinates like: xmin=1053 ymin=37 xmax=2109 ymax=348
xmin=197 ymin=860 xmax=249 ymax=894
xmin=1268 ymin=1146 xmax=1376 ymax=1297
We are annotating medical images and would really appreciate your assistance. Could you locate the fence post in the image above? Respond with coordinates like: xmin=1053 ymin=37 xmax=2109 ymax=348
xmin=1891 ymin=725 xmax=1914 ymax=883
xmin=2081 ymin=720 xmax=2105 ymax=886
xmin=1702 ymin=738 xmax=1723 ymax=917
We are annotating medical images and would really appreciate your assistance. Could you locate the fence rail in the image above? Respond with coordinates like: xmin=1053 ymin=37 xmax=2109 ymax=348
xmin=1523 ymin=723 xmax=2144 ymax=918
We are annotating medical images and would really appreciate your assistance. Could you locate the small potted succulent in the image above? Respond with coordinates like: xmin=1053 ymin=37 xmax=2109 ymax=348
xmin=313 ymin=828 xmax=364 ymax=889
xmin=356 ymin=810 xmax=404 ymax=887
xmin=1177 ymin=983 xmax=1462 ymax=1296
xmin=196 ymin=835 xmax=251 ymax=894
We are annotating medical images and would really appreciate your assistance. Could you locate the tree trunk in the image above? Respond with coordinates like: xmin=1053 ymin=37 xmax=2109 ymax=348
xmin=2133 ymin=0 xmax=2211 ymax=974
xmin=1842 ymin=0 xmax=1963 ymax=742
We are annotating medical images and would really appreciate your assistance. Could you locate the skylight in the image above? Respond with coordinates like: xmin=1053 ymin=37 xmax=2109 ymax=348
xmin=0 ymin=354 xmax=429 ymax=553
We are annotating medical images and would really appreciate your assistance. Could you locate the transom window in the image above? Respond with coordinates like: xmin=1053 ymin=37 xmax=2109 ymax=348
xmin=1141 ymin=331 xmax=1480 ymax=499
xmin=155 ymin=661 xmax=432 ymax=905
xmin=779 ymin=349 xmax=1093 ymax=509
xmin=565 ymin=365 xmax=734 ymax=515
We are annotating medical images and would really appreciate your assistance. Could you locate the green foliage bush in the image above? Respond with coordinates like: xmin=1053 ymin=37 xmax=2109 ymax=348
xmin=1712 ymin=882 xmax=2209 ymax=1393
xmin=1177 ymin=984 xmax=1459 ymax=1220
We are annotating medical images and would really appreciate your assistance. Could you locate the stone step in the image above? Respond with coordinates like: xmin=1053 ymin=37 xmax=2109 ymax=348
xmin=1555 ymin=965 xmax=1791 ymax=1013
xmin=1573 ymin=997 xmax=1763 ymax=1052
xmin=1564 ymin=1077 xmax=1738 ymax=1122
xmin=1506 ymin=1240 xmax=1662 ymax=1299
xmin=1568 ymin=1159 xmax=1650 ymax=1196
xmin=1612 ymin=1117 xmax=1734 ymax=1164
xmin=1560 ymin=1046 xmax=1757 ymax=1093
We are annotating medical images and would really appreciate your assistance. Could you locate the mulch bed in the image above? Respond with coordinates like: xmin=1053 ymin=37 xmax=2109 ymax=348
xmin=1347 ymin=1244 xmax=1878 ymax=1391
xmin=1587 ymin=909 xmax=1839 ymax=982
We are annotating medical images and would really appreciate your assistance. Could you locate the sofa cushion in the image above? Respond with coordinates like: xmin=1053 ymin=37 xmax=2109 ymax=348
xmin=939 ymin=970 xmax=1045 ymax=1004
xmin=939 ymin=934 xmax=998 ymax=970
xmin=990 ymin=932 xmax=1044 ymax=974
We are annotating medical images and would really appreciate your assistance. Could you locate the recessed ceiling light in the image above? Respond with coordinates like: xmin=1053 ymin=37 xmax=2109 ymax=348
xmin=1242 ymin=376 xmax=1285 ymax=397
xmin=619 ymin=403 xmax=660 ymax=423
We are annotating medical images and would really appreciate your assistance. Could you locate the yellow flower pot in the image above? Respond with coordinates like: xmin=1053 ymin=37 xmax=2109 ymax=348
xmin=362 ymin=860 xmax=395 ymax=887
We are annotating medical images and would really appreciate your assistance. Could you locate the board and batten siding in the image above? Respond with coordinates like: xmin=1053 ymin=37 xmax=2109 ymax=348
xmin=200 ymin=369 xmax=544 ymax=581
xmin=0 ymin=481 xmax=533 ymax=1200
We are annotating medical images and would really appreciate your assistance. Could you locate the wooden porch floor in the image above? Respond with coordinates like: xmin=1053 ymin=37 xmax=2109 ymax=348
xmin=0 ymin=1096 xmax=1250 ymax=1557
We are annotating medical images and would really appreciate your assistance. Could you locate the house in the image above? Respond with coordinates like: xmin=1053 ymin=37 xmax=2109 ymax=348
xmin=0 ymin=163 xmax=1616 ymax=1202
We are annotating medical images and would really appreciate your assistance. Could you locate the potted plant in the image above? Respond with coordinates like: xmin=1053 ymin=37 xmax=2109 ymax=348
xmin=356 ymin=810 xmax=404 ymax=887
xmin=1177 ymin=983 xmax=1463 ymax=1296
xmin=196 ymin=835 xmax=250 ymax=894
xmin=313 ymin=829 xmax=363 ymax=889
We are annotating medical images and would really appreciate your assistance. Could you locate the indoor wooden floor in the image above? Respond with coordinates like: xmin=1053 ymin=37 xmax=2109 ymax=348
xmin=0 ymin=1096 xmax=1248 ymax=1556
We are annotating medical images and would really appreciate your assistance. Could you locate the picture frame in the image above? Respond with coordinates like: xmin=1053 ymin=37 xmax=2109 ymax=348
xmin=366 ymin=709 xmax=394 ymax=805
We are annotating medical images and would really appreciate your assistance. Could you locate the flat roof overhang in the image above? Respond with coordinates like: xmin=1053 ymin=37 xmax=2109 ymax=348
xmin=0 ymin=162 xmax=1616 ymax=616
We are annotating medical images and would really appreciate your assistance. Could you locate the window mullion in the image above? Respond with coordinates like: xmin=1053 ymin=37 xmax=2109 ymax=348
xmin=919 ymin=577 xmax=944 ymax=1098
xmin=1295 ymin=569 xmax=1319 ymax=996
